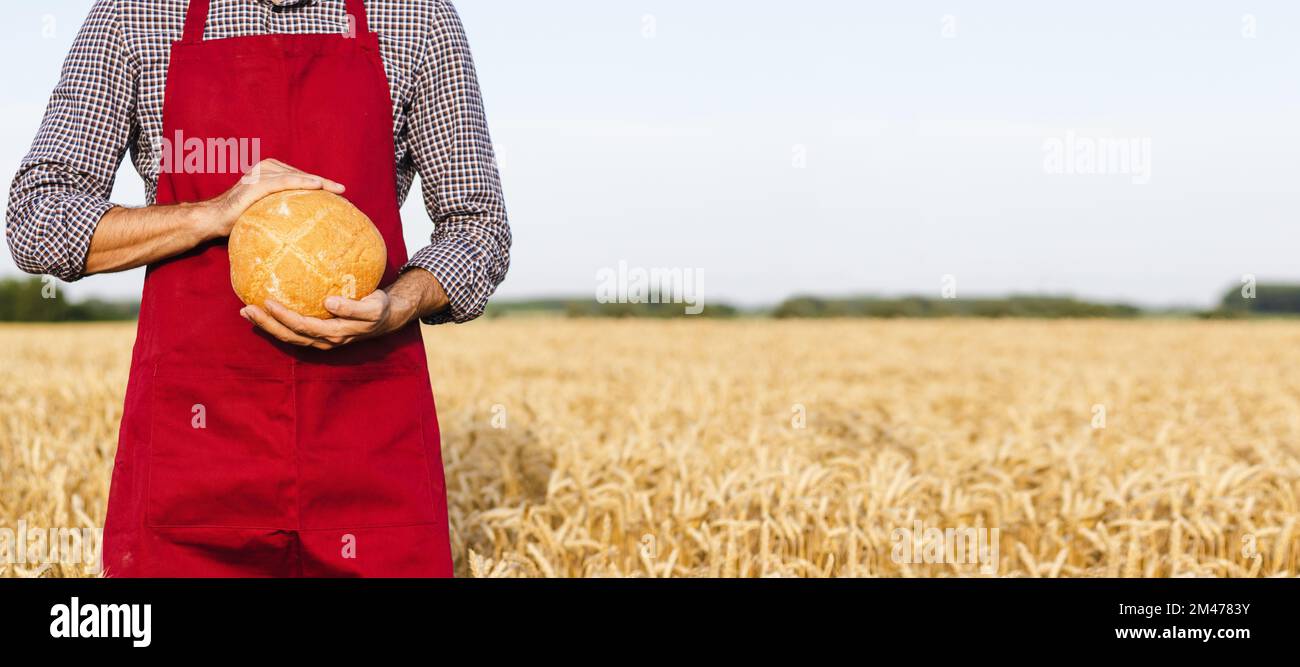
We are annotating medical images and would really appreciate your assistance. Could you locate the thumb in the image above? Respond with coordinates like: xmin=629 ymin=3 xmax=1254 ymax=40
xmin=324 ymin=291 xmax=385 ymax=321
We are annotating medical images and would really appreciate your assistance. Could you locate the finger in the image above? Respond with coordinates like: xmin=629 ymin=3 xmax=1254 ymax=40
xmin=323 ymin=291 xmax=385 ymax=321
xmin=239 ymin=175 xmax=330 ymax=209
xmin=241 ymin=160 xmax=344 ymax=192
xmin=263 ymin=301 xmax=377 ymax=346
xmin=237 ymin=173 xmax=321 ymax=202
xmin=262 ymin=299 xmax=348 ymax=341
xmin=261 ymin=300 xmax=375 ymax=344
xmin=266 ymin=172 xmax=345 ymax=196
xmin=296 ymin=171 xmax=345 ymax=194
xmin=241 ymin=305 xmax=320 ymax=347
xmin=260 ymin=160 xmax=345 ymax=193
xmin=266 ymin=172 xmax=327 ymax=192
xmin=241 ymin=159 xmax=288 ymax=184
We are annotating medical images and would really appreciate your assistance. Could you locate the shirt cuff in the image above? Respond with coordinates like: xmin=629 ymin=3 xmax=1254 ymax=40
xmin=16 ymin=193 xmax=115 ymax=282
xmin=65 ymin=195 xmax=115 ymax=281
xmin=402 ymin=241 xmax=486 ymax=325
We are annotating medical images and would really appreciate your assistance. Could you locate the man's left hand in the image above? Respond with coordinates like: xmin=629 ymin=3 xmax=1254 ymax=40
xmin=241 ymin=268 xmax=448 ymax=349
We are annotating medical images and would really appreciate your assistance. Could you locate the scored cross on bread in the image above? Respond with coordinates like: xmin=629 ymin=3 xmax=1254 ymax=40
xmin=229 ymin=190 xmax=387 ymax=318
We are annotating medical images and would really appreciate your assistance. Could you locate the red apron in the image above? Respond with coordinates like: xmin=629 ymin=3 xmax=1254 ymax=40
xmin=102 ymin=0 xmax=453 ymax=577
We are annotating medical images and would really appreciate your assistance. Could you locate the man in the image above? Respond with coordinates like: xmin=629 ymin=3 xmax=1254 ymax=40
xmin=5 ymin=0 xmax=510 ymax=576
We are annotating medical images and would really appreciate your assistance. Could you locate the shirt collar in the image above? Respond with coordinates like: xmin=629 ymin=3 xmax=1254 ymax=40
xmin=265 ymin=0 xmax=315 ymax=7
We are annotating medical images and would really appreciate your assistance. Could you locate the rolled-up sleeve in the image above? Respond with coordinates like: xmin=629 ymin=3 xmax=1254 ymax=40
xmin=5 ymin=0 xmax=135 ymax=281
xmin=403 ymin=0 xmax=511 ymax=324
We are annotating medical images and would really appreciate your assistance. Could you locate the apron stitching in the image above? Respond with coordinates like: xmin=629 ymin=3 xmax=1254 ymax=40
xmin=141 ymin=365 xmax=157 ymax=542
xmin=149 ymin=521 xmax=440 ymax=531
xmin=291 ymin=359 xmax=302 ymax=535
xmin=417 ymin=400 xmax=442 ymax=518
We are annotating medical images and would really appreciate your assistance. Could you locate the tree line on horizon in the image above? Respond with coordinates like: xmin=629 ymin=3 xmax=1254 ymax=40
xmin=0 ymin=275 xmax=1296 ymax=322
xmin=0 ymin=277 xmax=139 ymax=322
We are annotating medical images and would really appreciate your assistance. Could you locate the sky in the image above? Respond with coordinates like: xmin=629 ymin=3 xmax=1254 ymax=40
xmin=2 ymin=0 xmax=1299 ymax=308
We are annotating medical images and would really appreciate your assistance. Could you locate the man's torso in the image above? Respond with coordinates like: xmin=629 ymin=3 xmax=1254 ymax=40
xmin=107 ymin=0 xmax=439 ymax=205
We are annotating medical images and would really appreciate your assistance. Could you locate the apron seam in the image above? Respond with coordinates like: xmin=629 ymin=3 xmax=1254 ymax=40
xmin=149 ymin=521 xmax=441 ymax=531
xmin=416 ymin=382 xmax=445 ymax=523
xmin=419 ymin=407 xmax=439 ymax=516
xmin=291 ymin=358 xmax=302 ymax=535
xmin=141 ymin=364 xmax=158 ymax=544
xmin=292 ymin=531 xmax=303 ymax=578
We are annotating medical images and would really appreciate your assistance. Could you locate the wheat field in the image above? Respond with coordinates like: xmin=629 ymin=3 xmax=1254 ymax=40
xmin=2 ymin=319 xmax=1299 ymax=577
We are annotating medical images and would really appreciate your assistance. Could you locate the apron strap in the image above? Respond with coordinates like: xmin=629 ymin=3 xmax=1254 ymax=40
xmin=182 ymin=0 xmax=210 ymax=43
xmin=182 ymin=0 xmax=371 ymax=44
xmin=345 ymin=0 xmax=370 ymax=37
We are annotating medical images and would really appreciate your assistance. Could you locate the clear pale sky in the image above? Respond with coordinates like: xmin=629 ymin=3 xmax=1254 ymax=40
xmin=2 ymin=1 xmax=1298 ymax=308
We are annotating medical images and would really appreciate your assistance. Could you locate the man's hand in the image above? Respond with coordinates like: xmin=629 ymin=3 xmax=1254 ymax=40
xmin=200 ymin=159 xmax=346 ymax=241
xmin=240 ymin=267 xmax=450 ymax=349
xmin=85 ymin=159 xmax=344 ymax=275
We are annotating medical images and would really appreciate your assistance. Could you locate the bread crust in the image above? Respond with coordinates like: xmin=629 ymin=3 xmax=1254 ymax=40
xmin=229 ymin=190 xmax=387 ymax=318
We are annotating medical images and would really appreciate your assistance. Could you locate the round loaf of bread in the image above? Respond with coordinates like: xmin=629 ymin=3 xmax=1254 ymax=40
xmin=229 ymin=190 xmax=387 ymax=318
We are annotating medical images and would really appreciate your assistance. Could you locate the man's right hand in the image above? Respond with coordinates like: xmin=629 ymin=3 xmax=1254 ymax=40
xmin=85 ymin=159 xmax=345 ymax=275
xmin=198 ymin=159 xmax=347 ymax=241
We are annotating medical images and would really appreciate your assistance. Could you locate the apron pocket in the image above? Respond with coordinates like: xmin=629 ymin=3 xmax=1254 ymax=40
xmin=295 ymin=374 xmax=438 ymax=529
xmin=147 ymin=373 xmax=296 ymax=528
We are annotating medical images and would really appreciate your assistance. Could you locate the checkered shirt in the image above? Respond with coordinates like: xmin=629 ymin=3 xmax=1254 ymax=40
xmin=5 ymin=0 xmax=510 ymax=324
